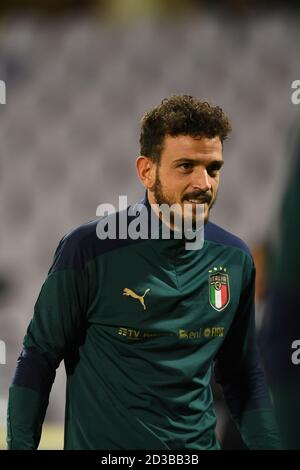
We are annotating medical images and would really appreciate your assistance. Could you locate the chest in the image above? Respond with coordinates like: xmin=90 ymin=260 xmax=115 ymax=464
xmin=87 ymin=242 xmax=244 ymax=340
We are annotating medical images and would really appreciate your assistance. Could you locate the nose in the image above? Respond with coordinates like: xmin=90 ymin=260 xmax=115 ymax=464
xmin=191 ymin=167 xmax=212 ymax=192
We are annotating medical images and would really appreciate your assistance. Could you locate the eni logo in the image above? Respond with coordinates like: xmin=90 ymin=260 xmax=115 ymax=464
xmin=123 ymin=288 xmax=150 ymax=310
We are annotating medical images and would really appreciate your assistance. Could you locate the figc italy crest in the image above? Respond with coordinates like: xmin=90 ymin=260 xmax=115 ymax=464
xmin=209 ymin=267 xmax=230 ymax=311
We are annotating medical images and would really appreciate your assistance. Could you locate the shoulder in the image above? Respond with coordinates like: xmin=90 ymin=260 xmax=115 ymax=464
xmin=205 ymin=222 xmax=255 ymax=288
xmin=49 ymin=209 xmax=144 ymax=273
xmin=61 ymin=218 xmax=100 ymax=248
xmin=205 ymin=221 xmax=252 ymax=258
xmin=49 ymin=218 xmax=100 ymax=273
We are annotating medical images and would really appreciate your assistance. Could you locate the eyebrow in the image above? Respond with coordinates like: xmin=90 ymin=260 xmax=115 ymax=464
xmin=173 ymin=158 xmax=224 ymax=168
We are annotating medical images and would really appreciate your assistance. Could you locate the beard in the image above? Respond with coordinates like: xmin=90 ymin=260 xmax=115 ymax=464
xmin=151 ymin=168 xmax=216 ymax=227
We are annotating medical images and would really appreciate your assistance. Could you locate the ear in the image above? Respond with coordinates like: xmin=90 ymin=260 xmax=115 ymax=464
xmin=136 ymin=156 xmax=156 ymax=189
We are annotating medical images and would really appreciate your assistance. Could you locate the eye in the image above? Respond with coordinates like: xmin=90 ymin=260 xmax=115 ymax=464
xmin=207 ymin=165 xmax=221 ymax=177
xmin=178 ymin=162 xmax=193 ymax=171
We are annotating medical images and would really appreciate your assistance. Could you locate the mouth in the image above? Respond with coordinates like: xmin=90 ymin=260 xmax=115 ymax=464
xmin=183 ymin=199 xmax=209 ymax=205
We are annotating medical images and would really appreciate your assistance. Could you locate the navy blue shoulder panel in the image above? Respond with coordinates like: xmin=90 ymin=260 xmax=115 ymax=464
xmin=205 ymin=221 xmax=252 ymax=257
xmin=49 ymin=208 xmax=147 ymax=274
xmin=50 ymin=206 xmax=253 ymax=274
xmin=49 ymin=218 xmax=98 ymax=273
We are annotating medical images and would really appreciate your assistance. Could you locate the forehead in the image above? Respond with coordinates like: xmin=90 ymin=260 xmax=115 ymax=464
xmin=161 ymin=135 xmax=223 ymax=163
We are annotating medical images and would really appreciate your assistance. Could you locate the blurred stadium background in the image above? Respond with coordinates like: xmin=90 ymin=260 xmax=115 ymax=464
xmin=0 ymin=0 xmax=300 ymax=449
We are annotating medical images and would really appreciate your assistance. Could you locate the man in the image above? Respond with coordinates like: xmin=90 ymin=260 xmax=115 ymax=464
xmin=7 ymin=95 xmax=280 ymax=450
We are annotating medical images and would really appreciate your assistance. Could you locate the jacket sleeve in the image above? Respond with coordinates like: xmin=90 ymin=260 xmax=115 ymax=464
xmin=7 ymin=233 xmax=88 ymax=449
xmin=214 ymin=257 xmax=281 ymax=449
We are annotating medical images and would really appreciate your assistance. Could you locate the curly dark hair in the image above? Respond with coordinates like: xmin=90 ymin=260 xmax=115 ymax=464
xmin=139 ymin=95 xmax=231 ymax=161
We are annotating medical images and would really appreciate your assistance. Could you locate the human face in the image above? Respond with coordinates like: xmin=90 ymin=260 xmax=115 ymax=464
xmin=149 ymin=135 xmax=223 ymax=224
